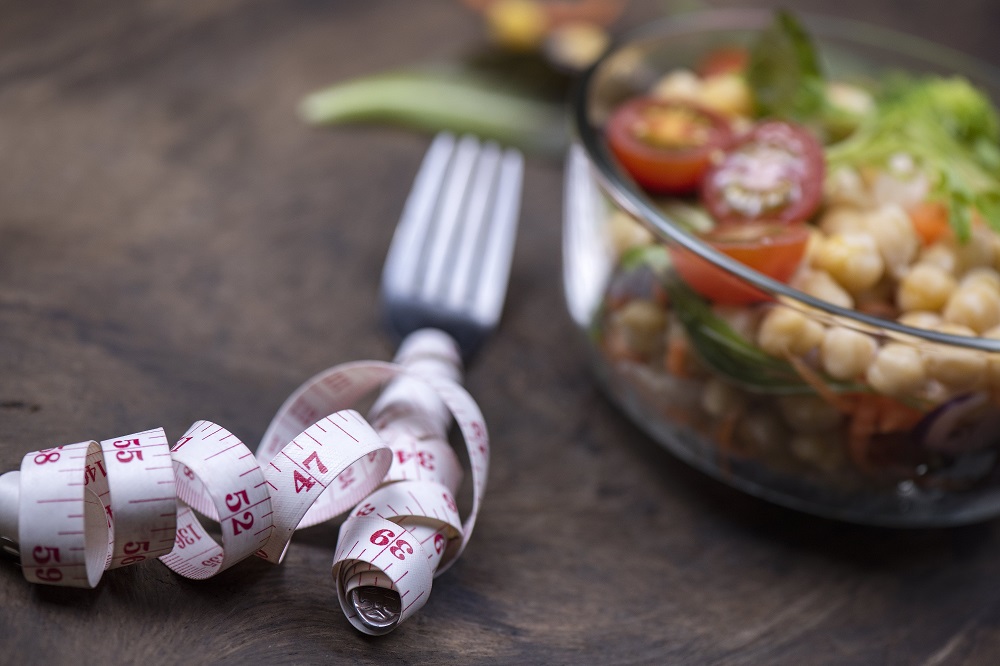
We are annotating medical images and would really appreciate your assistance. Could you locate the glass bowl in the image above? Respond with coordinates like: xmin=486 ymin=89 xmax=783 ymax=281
xmin=564 ymin=8 xmax=1000 ymax=526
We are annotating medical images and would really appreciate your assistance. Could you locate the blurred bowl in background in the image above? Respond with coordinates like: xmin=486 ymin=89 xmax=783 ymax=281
xmin=564 ymin=8 xmax=1000 ymax=526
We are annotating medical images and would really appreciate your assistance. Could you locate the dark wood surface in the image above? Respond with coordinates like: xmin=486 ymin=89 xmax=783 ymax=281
xmin=3 ymin=1 xmax=1000 ymax=664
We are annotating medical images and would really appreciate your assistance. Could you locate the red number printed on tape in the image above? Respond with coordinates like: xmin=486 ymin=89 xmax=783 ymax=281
xmin=334 ymin=516 xmax=435 ymax=629
xmin=256 ymin=410 xmax=391 ymax=564
xmin=19 ymin=440 xmax=107 ymax=588
xmin=99 ymin=428 xmax=176 ymax=568
xmin=1 ymin=332 xmax=489 ymax=636
xmin=329 ymin=333 xmax=490 ymax=634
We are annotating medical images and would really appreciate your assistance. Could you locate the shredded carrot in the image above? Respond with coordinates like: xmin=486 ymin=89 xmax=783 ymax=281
xmin=842 ymin=395 xmax=923 ymax=475
xmin=666 ymin=333 xmax=691 ymax=378
xmin=783 ymin=354 xmax=927 ymax=475
xmin=907 ymin=200 xmax=951 ymax=246
xmin=785 ymin=354 xmax=855 ymax=412
xmin=783 ymin=354 xmax=879 ymax=473
xmin=873 ymin=395 xmax=924 ymax=433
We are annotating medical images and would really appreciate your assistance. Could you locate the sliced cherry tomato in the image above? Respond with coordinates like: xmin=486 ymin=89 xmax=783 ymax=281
xmin=606 ymin=97 xmax=734 ymax=194
xmin=701 ymin=121 xmax=824 ymax=225
xmin=697 ymin=46 xmax=749 ymax=77
xmin=669 ymin=222 xmax=809 ymax=305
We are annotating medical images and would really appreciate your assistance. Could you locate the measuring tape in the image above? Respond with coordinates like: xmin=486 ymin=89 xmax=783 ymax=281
xmin=0 ymin=329 xmax=489 ymax=635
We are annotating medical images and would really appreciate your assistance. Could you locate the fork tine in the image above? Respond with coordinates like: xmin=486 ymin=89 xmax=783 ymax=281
xmin=419 ymin=135 xmax=482 ymax=300
xmin=381 ymin=132 xmax=456 ymax=299
xmin=443 ymin=140 xmax=502 ymax=309
xmin=382 ymin=132 xmax=523 ymax=358
xmin=562 ymin=143 xmax=611 ymax=326
xmin=468 ymin=148 xmax=523 ymax=326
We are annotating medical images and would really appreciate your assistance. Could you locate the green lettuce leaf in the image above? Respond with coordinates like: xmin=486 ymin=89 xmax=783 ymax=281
xmin=746 ymin=10 xmax=826 ymax=123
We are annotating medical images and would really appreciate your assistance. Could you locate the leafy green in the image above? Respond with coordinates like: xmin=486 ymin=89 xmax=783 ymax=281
xmin=827 ymin=75 xmax=1000 ymax=240
xmin=655 ymin=200 xmax=715 ymax=234
xmin=664 ymin=275 xmax=859 ymax=395
xmin=746 ymin=9 xmax=827 ymax=123
xmin=619 ymin=243 xmax=671 ymax=272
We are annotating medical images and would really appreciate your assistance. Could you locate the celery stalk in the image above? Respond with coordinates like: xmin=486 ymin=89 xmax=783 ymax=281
xmin=299 ymin=69 xmax=568 ymax=156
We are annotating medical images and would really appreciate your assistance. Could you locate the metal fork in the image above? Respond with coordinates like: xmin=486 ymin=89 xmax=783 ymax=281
xmin=346 ymin=132 xmax=523 ymax=633
xmin=380 ymin=132 xmax=524 ymax=360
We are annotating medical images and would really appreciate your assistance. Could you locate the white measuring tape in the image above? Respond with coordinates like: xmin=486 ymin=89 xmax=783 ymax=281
xmin=0 ymin=329 xmax=489 ymax=635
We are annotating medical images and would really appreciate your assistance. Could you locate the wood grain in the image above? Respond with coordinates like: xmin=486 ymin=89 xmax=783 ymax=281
xmin=2 ymin=0 xmax=1000 ymax=663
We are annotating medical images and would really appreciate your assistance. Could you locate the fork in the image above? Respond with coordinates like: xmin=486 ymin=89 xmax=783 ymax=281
xmin=344 ymin=132 xmax=523 ymax=633
xmin=380 ymin=132 xmax=524 ymax=360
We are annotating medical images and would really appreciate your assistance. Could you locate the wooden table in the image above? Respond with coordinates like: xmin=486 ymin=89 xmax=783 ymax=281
xmin=3 ymin=0 xmax=1000 ymax=663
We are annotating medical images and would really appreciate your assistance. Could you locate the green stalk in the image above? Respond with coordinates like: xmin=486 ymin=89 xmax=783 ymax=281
xmin=299 ymin=69 xmax=569 ymax=156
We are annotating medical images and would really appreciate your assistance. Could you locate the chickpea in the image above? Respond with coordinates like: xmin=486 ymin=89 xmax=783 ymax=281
xmin=821 ymin=325 xmax=877 ymax=380
xmin=789 ymin=432 xmax=846 ymax=473
xmin=918 ymin=242 xmax=958 ymax=275
xmin=756 ymin=305 xmax=825 ymax=357
xmin=897 ymin=310 xmax=942 ymax=330
xmin=713 ymin=305 xmax=760 ymax=341
xmin=792 ymin=269 xmax=853 ymax=309
xmin=923 ymin=322 xmax=986 ymax=391
xmin=866 ymin=342 xmax=927 ymax=397
xmin=981 ymin=325 xmax=1000 ymax=389
xmin=896 ymin=263 xmax=957 ymax=313
xmin=823 ymin=167 xmax=871 ymax=209
xmin=613 ymin=300 xmax=666 ymax=358
xmin=701 ymin=377 xmax=745 ymax=418
xmin=812 ymin=232 xmax=884 ymax=293
xmin=866 ymin=204 xmax=918 ymax=278
xmin=870 ymin=163 xmax=930 ymax=208
xmin=777 ymin=394 xmax=843 ymax=433
xmin=803 ymin=227 xmax=826 ymax=265
xmin=955 ymin=226 xmax=996 ymax=274
xmin=817 ymin=206 xmax=866 ymax=236
xmin=699 ymin=74 xmax=752 ymax=117
xmin=608 ymin=211 xmax=653 ymax=256
xmin=651 ymin=69 xmax=701 ymax=102
xmin=736 ymin=411 xmax=787 ymax=456
xmin=960 ymin=266 xmax=1000 ymax=293
xmin=942 ymin=283 xmax=1000 ymax=333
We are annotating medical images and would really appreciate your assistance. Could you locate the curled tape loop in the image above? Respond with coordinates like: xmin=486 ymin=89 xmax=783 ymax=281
xmin=0 ymin=329 xmax=488 ymax=635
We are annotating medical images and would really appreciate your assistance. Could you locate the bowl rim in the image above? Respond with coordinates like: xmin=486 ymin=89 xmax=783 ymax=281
xmin=571 ymin=7 xmax=1000 ymax=353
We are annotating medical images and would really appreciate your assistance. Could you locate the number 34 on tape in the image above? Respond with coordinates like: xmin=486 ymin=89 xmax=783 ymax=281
xmin=0 ymin=333 xmax=490 ymax=636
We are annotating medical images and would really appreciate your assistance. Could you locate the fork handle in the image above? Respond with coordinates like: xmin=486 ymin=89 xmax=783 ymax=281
xmin=368 ymin=329 xmax=465 ymax=439
xmin=343 ymin=329 xmax=468 ymax=634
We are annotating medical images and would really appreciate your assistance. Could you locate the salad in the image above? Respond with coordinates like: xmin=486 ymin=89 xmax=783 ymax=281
xmin=596 ymin=11 xmax=1000 ymax=500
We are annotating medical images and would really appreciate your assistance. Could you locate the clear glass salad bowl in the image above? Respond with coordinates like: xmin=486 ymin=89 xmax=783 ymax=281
xmin=564 ymin=8 xmax=1000 ymax=526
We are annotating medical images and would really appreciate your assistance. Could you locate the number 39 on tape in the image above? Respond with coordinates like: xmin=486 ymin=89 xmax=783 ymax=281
xmin=0 ymin=329 xmax=489 ymax=636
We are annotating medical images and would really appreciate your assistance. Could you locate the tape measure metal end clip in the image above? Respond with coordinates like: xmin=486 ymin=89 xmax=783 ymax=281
xmin=0 ymin=470 xmax=19 ymax=564
xmin=349 ymin=587 xmax=401 ymax=635
xmin=0 ymin=536 xmax=20 ymax=565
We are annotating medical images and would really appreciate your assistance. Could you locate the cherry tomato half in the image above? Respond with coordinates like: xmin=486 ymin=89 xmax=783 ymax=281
xmin=697 ymin=46 xmax=749 ymax=78
xmin=606 ymin=97 xmax=734 ymax=194
xmin=669 ymin=222 xmax=810 ymax=305
xmin=701 ymin=120 xmax=824 ymax=225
